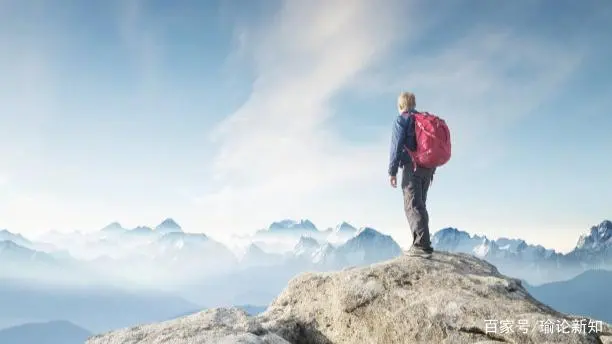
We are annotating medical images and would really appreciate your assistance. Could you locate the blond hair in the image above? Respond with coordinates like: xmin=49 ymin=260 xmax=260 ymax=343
xmin=397 ymin=92 xmax=416 ymax=113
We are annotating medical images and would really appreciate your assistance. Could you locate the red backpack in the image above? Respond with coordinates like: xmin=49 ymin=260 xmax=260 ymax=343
xmin=403 ymin=112 xmax=451 ymax=170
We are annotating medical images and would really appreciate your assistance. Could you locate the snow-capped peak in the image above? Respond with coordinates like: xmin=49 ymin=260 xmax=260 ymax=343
xmin=155 ymin=218 xmax=183 ymax=234
xmin=323 ymin=222 xmax=357 ymax=245
xmin=432 ymin=227 xmax=498 ymax=255
xmin=354 ymin=227 xmax=389 ymax=240
xmin=575 ymin=220 xmax=612 ymax=250
xmin=269 ymin=219 xmax=295 ymax=229
xmin=334 ymin=222 xmax=357 ymax=234
xmin=312 ymin=243 xmax=335 ymax=264
xmin=130 ymin=226 xmax=153 ymax=234
xmin=432 ymin=227 xmax=472 ymax=247
xmin=343 ymin=227 xmax=397 ymax=249
xmin=268 ymin=219 xmax=317 ymax=232
xmin=472 ymin=237 xmax=498 ymax=258
xmin=495 ymin=238 xmax=527 ymax=252
xmin=294 ymin=236 xmax=320 ymax=256
xmin=101 ymin=222 xmax=125 ymax=232
xmin=295 ymin=236 xmax=319 ymax=248
xmin=433 ymin=227 xmax=560 ymax=262
xmin=336 ymin=227 xmax=402 ymax=265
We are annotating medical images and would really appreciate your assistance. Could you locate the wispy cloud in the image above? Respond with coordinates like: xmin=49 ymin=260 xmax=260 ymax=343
xmin=0 ymin=0 xmax=600 ymax=249
xmin=195 ymin=0 xmax=418 ymax=233
xmin=196 ymin=0 xmax=585 ymax=236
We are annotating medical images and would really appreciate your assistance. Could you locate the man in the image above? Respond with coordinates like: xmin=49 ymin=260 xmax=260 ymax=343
xmin=388 ymin=92 xmax=435 ymax=258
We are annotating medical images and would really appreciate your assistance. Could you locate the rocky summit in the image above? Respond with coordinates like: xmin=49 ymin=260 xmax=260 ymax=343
xmin=87 ymin=251 xmax=612 ymax=344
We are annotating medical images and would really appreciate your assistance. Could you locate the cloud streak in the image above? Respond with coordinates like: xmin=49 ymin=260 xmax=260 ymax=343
xmin=197 ymin=0 xmax=417 ymax=233
xmin=198 ymin=0 xmax=584 ymax=237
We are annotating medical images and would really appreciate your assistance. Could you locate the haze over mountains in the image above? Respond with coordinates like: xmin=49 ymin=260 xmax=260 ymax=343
xmin=525 ymin=269 xmax=612 ymax=324
xmin=3 ymin=218 xmax=400 ymax=286
xmin=433 ymin=220 xmax=612 ymax=284
xmin=3 ymin=218 xmax=610 ymax=286
xmin=0 ymin=218 xmax=402 ymax=334
xmin=0 ymin=321 xmax=91 ymax=344
xmin=1 ymin=218 xmax=611 ymax=336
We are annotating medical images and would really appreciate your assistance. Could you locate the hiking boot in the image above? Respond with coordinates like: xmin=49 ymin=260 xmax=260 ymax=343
xmin=405 ymin=245 xmax=433 ymax=259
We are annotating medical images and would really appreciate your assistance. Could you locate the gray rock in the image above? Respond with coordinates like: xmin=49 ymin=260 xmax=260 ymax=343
xmin=259 ymin=251 xmax=611 ymax=344
xmin=87 ymin=251 xmax=612 ymax=344
xmin=86 ymin=308 xmax=290 ymax=344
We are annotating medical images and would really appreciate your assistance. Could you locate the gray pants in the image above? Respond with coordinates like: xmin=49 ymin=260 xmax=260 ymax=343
xmin=401 ymin=165 xmax=435 ymax=249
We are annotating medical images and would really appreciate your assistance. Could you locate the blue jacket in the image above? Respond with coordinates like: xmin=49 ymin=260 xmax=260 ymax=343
xmin=388 ymin=109 xmax=418 ymax=177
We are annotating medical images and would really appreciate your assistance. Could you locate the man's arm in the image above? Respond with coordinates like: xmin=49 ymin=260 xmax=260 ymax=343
xmin=388 ymin=116 xmax=407 ymax=177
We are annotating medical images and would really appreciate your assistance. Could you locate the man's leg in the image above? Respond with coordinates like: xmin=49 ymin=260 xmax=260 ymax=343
xmin=422 ymin=169 xmax=432 ymax=205
xmin=402 ymin=167 xmax=433 ymax=251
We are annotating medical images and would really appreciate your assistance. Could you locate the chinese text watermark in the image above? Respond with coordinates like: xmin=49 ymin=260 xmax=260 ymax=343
xmin=484 ymin=319 xmax=603 ymax=335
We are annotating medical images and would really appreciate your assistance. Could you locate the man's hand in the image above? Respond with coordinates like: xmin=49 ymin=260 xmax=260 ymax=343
xmin=390 ymin=175 xmax=397 ymax=188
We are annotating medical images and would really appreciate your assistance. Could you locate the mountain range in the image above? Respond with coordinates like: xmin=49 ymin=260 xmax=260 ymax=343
xmin=0 ymin=218 xmax=399 ymax=335
xmin=2 ymin=218 xmax=612 ymax=287
xmin=1 ymin=217 xmax=610 ymax=338
xmin=432 ymin=220 xmax=612 ymax=284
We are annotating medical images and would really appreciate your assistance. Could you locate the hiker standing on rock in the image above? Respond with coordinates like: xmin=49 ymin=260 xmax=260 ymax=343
xmin=388 ymin=92 xmax=452 ymax=258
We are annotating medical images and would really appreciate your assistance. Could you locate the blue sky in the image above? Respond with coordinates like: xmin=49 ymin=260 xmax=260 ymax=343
xmin=0 ymin=0 xmax=610 ymax=252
